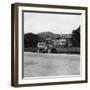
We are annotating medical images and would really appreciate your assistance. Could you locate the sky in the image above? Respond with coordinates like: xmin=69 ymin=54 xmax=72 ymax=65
xmin=24 ymin=12 xmax=81 ymax=34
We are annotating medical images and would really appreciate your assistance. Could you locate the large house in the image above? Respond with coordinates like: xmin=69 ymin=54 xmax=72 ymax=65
xmin=52 ymin=34 xmax=72 ymax=47
xmin=37 ymin=34 xmax=72 ymax=53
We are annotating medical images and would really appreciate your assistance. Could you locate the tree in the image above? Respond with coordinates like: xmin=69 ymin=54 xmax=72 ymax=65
xmin=71 ymin=26 xmax=80 ymax=47
xmin=24 ymin=33 xmax=41 ymax=48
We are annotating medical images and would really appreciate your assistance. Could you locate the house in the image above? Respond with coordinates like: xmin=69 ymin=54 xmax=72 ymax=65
xmin=52 ymin=39 xmax=61 ymax=46
xmin=37 ymin=41 xmax=52 ymax=53
xmin=37 ymin=34 xmax=72 ymax=53
xmin=52 ymin=34 xmax=72 ymax=47
xmin=37 ymin=40 xmax=52 ymax=53
xmin=60 ymin=39 xmax=67 ymax=46
xmin=37 ymin=42 xmax=46 ymax=49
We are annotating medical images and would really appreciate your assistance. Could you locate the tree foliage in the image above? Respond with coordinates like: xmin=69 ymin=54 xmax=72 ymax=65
xmin=71 ymin=26 xmax=80 ymax=47
xmin=24 ymin=26 xmax=80 ymax=49
xmin=24 ymin=33 xmax=41 ymax=48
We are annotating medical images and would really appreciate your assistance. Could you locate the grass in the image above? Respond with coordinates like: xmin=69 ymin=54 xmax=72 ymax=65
xmin=24 ymin=52 xmax=80 ymax=77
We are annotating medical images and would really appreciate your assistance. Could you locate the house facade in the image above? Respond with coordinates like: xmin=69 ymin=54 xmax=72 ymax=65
xmin=52 ymin=34 xmax=72 ymax=47
xmin=37 ymin=34 xmax=72 ymax=53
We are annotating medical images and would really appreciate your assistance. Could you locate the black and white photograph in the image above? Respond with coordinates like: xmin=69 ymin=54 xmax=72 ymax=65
xmin=11 ymin=3 xmax=87 ymax=87
xmin=24 ymin=11 xmax=81 ymax=78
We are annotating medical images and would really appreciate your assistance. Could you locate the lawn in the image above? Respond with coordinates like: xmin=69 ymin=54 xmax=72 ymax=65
xmin=24 ymin=52 xmax=80 ymax=78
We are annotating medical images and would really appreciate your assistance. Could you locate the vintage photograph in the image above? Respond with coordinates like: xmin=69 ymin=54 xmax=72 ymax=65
xmin=11 ymin=3 xmax=87 ymax=87
xmin=23 ymin=11 xmax=81 ymax=78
